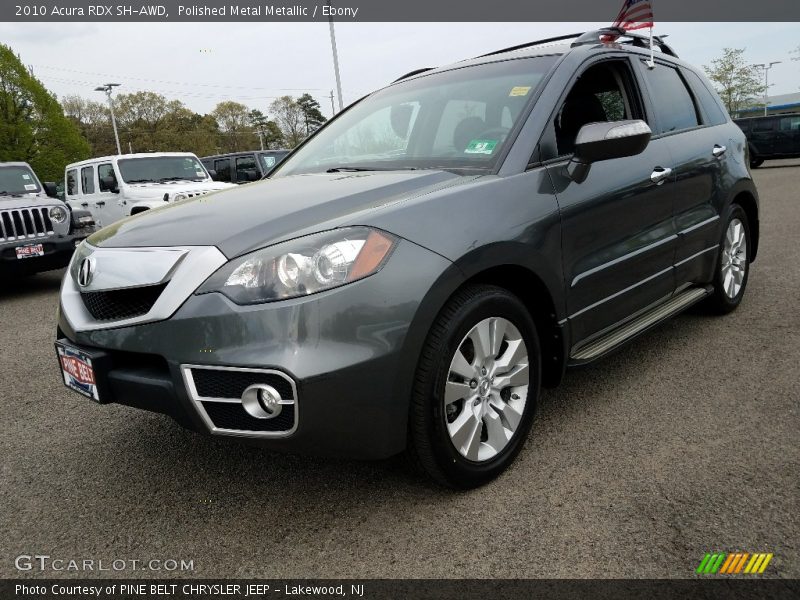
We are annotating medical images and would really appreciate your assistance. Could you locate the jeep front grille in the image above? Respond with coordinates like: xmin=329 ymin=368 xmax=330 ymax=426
xmin=0 ymin=207 xmax=54 ymax=241
xmin=80 ymin=283 xmax=168 ymax=321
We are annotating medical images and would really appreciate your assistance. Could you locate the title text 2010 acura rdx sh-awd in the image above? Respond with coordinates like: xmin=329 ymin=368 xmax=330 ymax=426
xmin=56 ymin=28 xmax=759 ymax=488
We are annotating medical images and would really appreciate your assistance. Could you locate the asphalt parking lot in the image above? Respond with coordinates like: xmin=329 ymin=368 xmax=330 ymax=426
xmin=2 ymin=160 xmax=798 ymax=580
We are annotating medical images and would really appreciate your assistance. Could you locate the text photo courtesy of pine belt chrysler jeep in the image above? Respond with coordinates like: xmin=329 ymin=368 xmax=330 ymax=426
xmin=55 ymin=28 xmax=759 ymax=488
xmin=1 ymin=162 xmax=96 ymax=276
xmin=64 ymin=152 xmax=236 ymax=228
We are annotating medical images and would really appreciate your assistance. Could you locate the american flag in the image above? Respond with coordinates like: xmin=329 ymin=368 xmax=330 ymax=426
xmin=610 ymin=0 xmax=654 ymax=32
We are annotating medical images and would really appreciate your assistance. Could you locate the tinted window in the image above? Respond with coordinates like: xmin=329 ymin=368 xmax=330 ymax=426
xmin=555 ymin=60 xmax=641 ymax=156
xmin=214 ymin=158 xmax=231 ymax=182
xmin=644 ymin=63 xmax=700 ymax=133
xmin=683 ymin=69 xmax=727 ymax=126
xmin=735 ymin=120 xmax=751 ymax=133
xmin=81 ymin=166 xmax=95 ymax=194
xmin=753 ymin=119 xmax=775 ymax=132
xmin=780 ymin=116 xmax=800 ymax=131
xmin=66 ymin=169 xmax=78 ymax=195
xmin=235 ymin=155 xmax=258 ymax=181
xmin=98 ymin=164 xmax=116 ymax=191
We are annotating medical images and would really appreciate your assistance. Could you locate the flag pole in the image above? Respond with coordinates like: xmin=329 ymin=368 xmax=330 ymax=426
xmin=647 ymin=24 xmax=655 ymax=68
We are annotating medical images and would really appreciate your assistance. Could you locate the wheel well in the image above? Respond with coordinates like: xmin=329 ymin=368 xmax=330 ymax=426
xmin=732 ymin=191 xmax=759 ymax=261
xmin=464 ymin=265 xmax=566 ymax=388
xmin=130 ymin=206 xmax=150 ymax=215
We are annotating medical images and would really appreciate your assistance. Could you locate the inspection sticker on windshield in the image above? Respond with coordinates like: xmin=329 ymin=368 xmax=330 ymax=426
xmin=509 ymin=86 xmax=531 ymax=97
xmin=22 ymin=173 xmax=31 ymax=179
xmin=465 ymin=139 xmax=498 ymax=155
xmin=24 ymin=184 xmax=37 ymax=190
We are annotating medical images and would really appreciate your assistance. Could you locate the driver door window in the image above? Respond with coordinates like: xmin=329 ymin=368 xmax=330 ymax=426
xmin=554 ymin=61 xmax=640 ymax=156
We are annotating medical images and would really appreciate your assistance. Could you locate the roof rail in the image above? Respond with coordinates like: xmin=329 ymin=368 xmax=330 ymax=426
xmin=476 ymin=32 xmax=585 ymax=59
xmin=392 ymin=67 xmax=435 ymax=83
xmin=572 ymin=27 xmax=678 ymax=57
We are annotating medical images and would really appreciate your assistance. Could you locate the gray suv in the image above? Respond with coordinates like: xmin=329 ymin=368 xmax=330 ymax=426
xmin=1 ymin=162 xmax=95 ymax=276
xmin=55 ymin=28 xmax=759 ymax=488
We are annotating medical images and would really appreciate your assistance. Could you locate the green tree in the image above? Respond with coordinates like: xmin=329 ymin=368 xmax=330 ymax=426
xmin=296 ymin=93 xmax=327 ymax=136
xmin=0 ymin=44 xmax=90 ymax=181
xmin=212 ymin=100 xmax=258 ymax=152
xmin=249 ymin=109 xmax=285 ymax=149
xmin=703 ymin=48 xmax=766 ymax=115
xmin=269 ymin=96 xmax=306 ymax=147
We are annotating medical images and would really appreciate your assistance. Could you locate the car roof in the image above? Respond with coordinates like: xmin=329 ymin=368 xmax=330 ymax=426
xmin=65 ymin=152 xmax=200 ymax=170
xmin=0 ymin=161 xmax=34 ymax=168
xmin=201 ymin=150 xmax=290 ymax=160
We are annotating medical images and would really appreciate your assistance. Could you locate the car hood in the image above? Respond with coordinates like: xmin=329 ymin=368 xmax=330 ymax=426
xmin=123 ymin=180 xmax=235 ymax=199
xmin=0 ymin=193 xmax=61 ymax=209
xmin=90 ymin=170 xmax=474 ymax=258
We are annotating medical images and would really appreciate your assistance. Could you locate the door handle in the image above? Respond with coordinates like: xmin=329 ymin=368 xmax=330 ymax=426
xmin=712 ymin=145 xmax=727 ymax=158
xmin=650 ymin=167 xmax=672 ymax=185
xmin=80 ymin=202 xmax=88 ymax=207
xmin=95 ymin=201 xmax=106 ymax=207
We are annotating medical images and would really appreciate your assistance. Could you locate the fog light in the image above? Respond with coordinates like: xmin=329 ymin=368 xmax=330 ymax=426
xmin=241 ymin=384 xmax=283 ymax=419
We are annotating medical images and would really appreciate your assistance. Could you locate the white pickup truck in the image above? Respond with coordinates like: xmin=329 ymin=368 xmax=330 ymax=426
xmin=64 ymin=152 xmax=236 ymax=227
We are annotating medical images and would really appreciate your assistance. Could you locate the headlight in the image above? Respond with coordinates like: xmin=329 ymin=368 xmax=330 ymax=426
xmin=173 ymin=193 xmax=187 ymax=202
xmin=196 ymin=227 xmax=397 ymax=304
xmin=49 ymin=206 xmax=67 ymax=224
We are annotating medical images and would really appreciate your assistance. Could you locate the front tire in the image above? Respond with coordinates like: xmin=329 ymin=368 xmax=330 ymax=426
xmin=407 ymin=285 xmax=541 ymax=489
xmin=706 ymin=205 xmax=751 ymax=314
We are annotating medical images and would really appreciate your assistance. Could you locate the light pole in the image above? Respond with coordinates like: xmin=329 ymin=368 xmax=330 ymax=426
xmin=95 ymin=83 xmax=122 ymax=155
xmin=753 ymin=62 xmax=781 ymax=117
xmin=326 ymin=0 xmax=344 ymax=113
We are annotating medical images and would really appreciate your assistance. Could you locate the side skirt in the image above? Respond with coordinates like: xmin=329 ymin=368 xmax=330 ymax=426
xmin=568 ymin=285 xmax=712 ymax=365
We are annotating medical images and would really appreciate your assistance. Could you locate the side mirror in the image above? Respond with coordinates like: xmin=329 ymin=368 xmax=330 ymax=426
xmin=101 ymin=176 xmax=119 ymax=193
xmin=43 ymin=182 xmax=59 ymax=198
xmin=207 ymin=169 xmax=218 ymax=181
xmin=567 ymin=120 xmax=652 ymax=183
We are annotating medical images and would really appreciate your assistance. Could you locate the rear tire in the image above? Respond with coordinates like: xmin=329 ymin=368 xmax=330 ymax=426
xmin=706 ymin=205 xmax=751 ymax=314
xmin=407 ymin=285 xmax=541 ymax=489
xmin=750 ymin=157 xmax=764 ymax=168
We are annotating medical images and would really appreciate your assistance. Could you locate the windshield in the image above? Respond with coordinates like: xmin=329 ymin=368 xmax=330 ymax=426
xmin=117 ymin=156 xmax=209 ymax=183
xmin=0 ymin=165 xmax=41 ymax=195
xmin=274 ymin=56 xmax=558 ymax=176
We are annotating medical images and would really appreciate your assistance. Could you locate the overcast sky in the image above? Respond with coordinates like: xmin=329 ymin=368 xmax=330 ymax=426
xmin=1 ymin=22 xmax=797 ymax=117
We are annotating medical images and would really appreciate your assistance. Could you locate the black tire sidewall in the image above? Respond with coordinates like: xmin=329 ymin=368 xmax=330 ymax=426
xmin=415 ymin=287 xmax=541 ymax=488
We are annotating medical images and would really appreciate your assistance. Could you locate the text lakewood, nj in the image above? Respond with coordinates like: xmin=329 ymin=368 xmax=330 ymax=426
xmin=178 ymin=4 xmax=359 ymax=17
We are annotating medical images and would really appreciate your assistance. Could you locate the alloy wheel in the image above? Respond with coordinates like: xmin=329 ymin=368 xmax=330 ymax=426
xmin=721 ymin=218 xmax=747 ymax=299
xmin=443 ymin=317 xmax=529 ymax=462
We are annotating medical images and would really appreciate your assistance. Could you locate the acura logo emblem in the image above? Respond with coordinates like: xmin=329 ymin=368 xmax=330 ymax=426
xmin=78 ymin=257 xmax=95 ymax=287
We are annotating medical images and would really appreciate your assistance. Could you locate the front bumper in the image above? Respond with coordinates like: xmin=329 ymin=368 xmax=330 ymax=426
xmin=2 ymin=232 xmax=91 ymax=275
xmin=57 ymin=240 xmax=455 ymax=459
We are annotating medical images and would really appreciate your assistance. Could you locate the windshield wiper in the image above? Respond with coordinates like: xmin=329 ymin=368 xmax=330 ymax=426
xmin=325 ymin=166 xmax=418 ymax=173
xmin=125 ymin=179 xmax=154 ymax=183
xmin=158 ymin=176 xmax=194 ymax=182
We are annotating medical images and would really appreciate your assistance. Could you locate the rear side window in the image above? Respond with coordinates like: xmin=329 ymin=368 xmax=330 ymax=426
xmin=80 ymin=166 xmax=95 ymax=194
xmin=682 ymin=69 xmax=728 ymax=126
xmin=643 ymin=63 xmax=700 ymax=134
xmin=66 ymin=169 xmax=78 ymax=196
xmin=780 ymin=116 xmax=800 ymax=131
xmin=214 ymin=159 xmax=231 ymax=182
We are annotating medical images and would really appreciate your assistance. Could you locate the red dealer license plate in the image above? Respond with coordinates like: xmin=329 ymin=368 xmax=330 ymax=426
xmin=55 ymin=342 xmax=101 ymax=402
xmin=16 ymin=244 xmax=44 ymax=259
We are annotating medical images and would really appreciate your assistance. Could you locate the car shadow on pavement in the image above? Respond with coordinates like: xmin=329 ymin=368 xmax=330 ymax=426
xmin=0 ymin=269 xmax=64 ymax=299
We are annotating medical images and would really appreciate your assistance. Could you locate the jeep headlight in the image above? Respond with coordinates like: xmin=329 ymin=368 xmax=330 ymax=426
xmin=49 ymin=205 xmax=67 ymax=224
xmin=197 ymin=227 xmax=397 ymax=304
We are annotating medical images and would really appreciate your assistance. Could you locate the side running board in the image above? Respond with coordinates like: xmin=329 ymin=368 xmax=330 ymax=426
xmin=570 ymin=286 xmax=711 ymax=363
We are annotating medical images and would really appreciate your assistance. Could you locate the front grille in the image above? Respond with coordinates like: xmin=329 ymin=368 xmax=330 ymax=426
xmin=81 ymin=283 xmax=167 ymax=321
xmin=191 ymin=368 xmax=295 ymax=400
xmin=201 ymin=402 xmax=295 ymax=432
xmin=0 ymin=207 xmax=54 ymax=241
